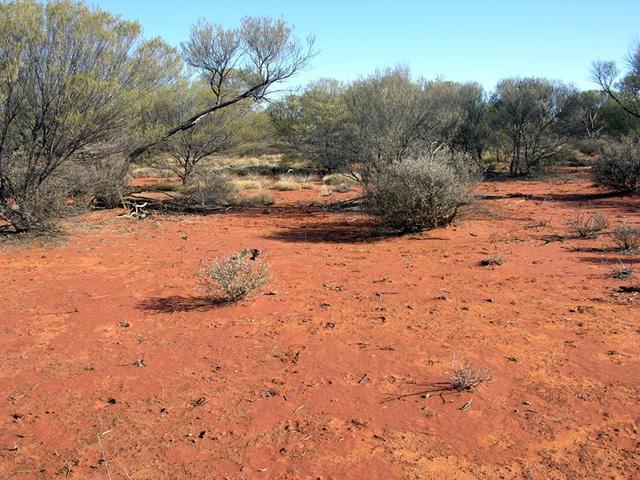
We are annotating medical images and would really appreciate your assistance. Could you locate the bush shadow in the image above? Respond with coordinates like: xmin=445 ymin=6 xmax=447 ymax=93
xmin=137 ymin=295 xmax=227 ymax=313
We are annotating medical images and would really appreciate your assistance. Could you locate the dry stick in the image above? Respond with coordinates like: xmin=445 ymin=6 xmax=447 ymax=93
xmin=95 ymin=430 xmax=112 ymax=480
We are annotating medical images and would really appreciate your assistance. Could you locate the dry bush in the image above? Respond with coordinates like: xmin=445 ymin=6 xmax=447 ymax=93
xmin=609 ymin=261 xmax=634 ymax=279
xmin=480 ymin=256 xmax=506 ymax=266
xmin=566 ymin=211 xmax=608 ymax=238
xmin=365 ymin=155 xmax=476 ymax=233
xmin=272 ymin=178 xmax=301 ymax=191
xmin=199 ymin=249 xmax=269 ymax=302
xmin=613 ymin=223 xmax=640 ymax=252
xmin=592 ymin=139 xmax=640 ymax=193
xmin=182 ymin=169 xmax=236 ymax=206
xmin=233 ymin=192 xmax=275 ymax=207
xmin=449 ymin=358 xmax=493 ymax=391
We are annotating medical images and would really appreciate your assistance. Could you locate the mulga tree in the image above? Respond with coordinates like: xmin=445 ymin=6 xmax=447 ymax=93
xmin=0 ymin=0 xmax=180 ymax=232
xmin=490 ymin=77 xmax=577 ymax=175
xmin=150 ymin=80 xmax=241 ymax=184
xmin=130 ymin=16 xmax=316 ymax=163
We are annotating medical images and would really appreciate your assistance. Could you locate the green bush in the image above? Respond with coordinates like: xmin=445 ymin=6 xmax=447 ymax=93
xmin=364 ymin=155 xmax=476 ymax=233
xmin=593 ymin=139 xmax=640 ymax=193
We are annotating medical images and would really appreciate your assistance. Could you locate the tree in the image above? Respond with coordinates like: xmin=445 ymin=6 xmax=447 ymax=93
xmin=0 ymin=0 xmax=179 ymax=232
xmin=269 ymin=79 xmax=353 ymax=172
xmin=592 ymin=41 xmax=640 ymax=120
xmin=490 ymin=78 xmax=577 ymax=175
xmin=129 ymin=16 xmax=316 ymax=162
xmin=150 ymin=80 xmax=240 ymax=184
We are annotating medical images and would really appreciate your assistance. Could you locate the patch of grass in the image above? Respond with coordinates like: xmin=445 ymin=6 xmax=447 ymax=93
xmin=480 ymin=256 xmax=506 ymax=266
xmin=319 ymin=185 xmax=333 ymax=196
xmin=234 ymin=192 xmax=275 ymax=206
xmin=272 ymin=179 xmax=301 ymax=191
xmin=233 ymin=178 xmax=263 ymax=190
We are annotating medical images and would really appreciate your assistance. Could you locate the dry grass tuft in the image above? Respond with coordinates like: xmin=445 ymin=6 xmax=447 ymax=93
xmin=272 ymin=179 xmax=301 ymax=191
xmin=609 ymin=261 xmax=634 ymax=279
xmin=449 ymin=358 xmax=493 ymax=392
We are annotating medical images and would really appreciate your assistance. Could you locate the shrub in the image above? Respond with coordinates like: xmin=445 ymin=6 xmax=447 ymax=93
xmin=592 ymin=139 xmax=640 ymax=193
xmin=566 ymin=212 xmax=608 ymax=238
xmin=199 ymin=249 xmax=269 ymax=302
xmin=182 ymin=169 xmax=236 ymax=206
xmin=609 ymin=261 xmax=634 ymax=279
xmin=612 ymin=224 xmax=640 ymax=252
xmin=449 ymin=359 xmax=493 ymax=392
xmin=480 ymin=256 xmax=506 ymax=266
xmin=364 ymin=156 xmax=476 ymax=233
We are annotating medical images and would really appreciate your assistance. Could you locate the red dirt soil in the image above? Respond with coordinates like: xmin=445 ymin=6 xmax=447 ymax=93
xmin=1 ymin=174 xmax=639 ymax=479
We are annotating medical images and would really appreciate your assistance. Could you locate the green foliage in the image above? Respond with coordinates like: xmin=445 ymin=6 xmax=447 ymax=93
xmin=0 ymin=0 xmax=180 ymax=231
xmin=592 ymin=139 xmax=640 ymax=193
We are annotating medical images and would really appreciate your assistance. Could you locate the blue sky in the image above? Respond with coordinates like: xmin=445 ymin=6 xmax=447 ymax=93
xmin=95 ymin=0 xmax=639 ymax=91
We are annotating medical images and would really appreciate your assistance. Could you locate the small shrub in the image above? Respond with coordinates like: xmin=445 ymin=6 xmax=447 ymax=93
xmin=612 ymin=223 xmax=640 ymax=252
xmin=152 ymin=182 xmax=180 ymax=192
xmin=199 ymin=249 xmax=269 ymax=302
xmin=566 ymin=212 xmax=608 ymax=238
xmin=183 ymin=169 xmax=236 ymax=206
xmin=272 ymin=179 xmax=301 ymax=191
xmin=592 ymin=139 xmax=640 ymax=193
xmin=449 ymin=359 xmax=493 ymax=392
xmin=364 ymin=155 xmax=476 ymax=233
xmin=480 ymin=256 xmax=506 ymax=266
xmin=609 ymin=261 xmax=634 ymax=279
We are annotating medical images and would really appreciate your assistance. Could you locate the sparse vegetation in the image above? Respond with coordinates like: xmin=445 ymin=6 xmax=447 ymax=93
xmin=612 ymin=223 xmax=640 ymax=252
xmin=566 ymin=212 xmax=609 ymax=238
xmin=199 ymin=249 xmax=269 ymax=302
xmin=233 ymin=192 xmax=276 ymax=206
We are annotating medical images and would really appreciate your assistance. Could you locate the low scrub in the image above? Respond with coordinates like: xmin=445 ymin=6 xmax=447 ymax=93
xmin=592 ymin=139 xmax=640 ymax=193
xmin=566 ymin=211 xmax=608 ymax=238
xmin=199 ymin=249 xmax=269 ymax=302
xmin=233 ymin=192 xmax=275 ymax=207
xmin=364 ymin=155 xmax=476 ymax=233
xmin=613 ymin=223 xmax=640 ymax=252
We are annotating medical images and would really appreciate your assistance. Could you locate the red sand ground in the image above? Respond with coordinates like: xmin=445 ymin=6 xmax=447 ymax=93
xmin=1 ymin=174 xmax=639 ymax=479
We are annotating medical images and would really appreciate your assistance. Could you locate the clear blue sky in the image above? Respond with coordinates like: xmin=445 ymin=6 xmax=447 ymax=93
xmin=95 ymin=0 xmax=639 ymax=91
